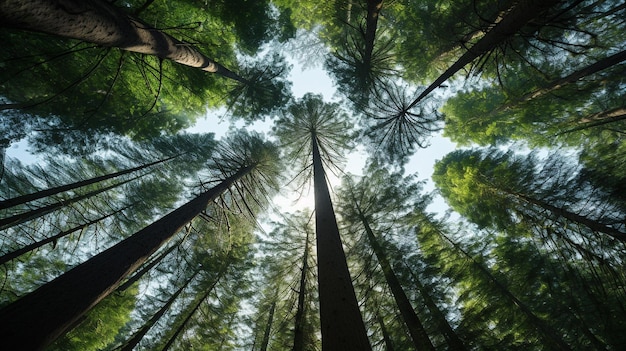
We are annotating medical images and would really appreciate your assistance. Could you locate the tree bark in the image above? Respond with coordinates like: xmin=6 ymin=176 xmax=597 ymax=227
xmin=362 ymin=0 xmax=384 ymax=73
xmin=259 ymin=301 xmax=276 ymax=351
xmin=312 ymin=134 xmax=372 ymax=351
xmin=0 ymin=164 xmax=253 ymax=350
xmin=356 ymin=204 xmax=435 ymax=351
xmin=0 ymin=0 xmax=247 ymax=82
xmin=0 ymin=155 xmax=176 ymax=210
xmin=557 ymin=107 xmax=626 ymax=135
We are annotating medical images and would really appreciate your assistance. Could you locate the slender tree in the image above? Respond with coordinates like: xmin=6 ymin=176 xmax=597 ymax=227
xmin=273 ymin=94 xmax=371 ymax=350
xmin=0 ymin=132 xmax=280 ymax=350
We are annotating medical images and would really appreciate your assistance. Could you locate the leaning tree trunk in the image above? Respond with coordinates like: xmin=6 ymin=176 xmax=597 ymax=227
xmin=0 ymin=174 xmax=139 ymax=231
xmin=403 ymin=260 xmax=468 ymax=351
xmin=355 ymin=203 xmax=435 ymax=351
xmin=0 ymin=154 xmax=177 ymax=210
xmin=159 ymin=267 xmax=227 ymax=351
xmin=408 ymin=0 xmax=562 ymax=108
xmin=117 ymin=269 xmax=200 ymax=351
xmin=0 ymin=0 xmax=247 ymax=83
xmin=292 ymin=230 xmax=311 ymax=351
xmin=437 ymin=229 xmax=572 ymax=351
xmin=0 ymin=204 xmax=130 ymax=265
xmin=259 ymin=301 xmax=276 ymax=351
xmin=0 ymin=164 xmax=254 ymax=350
xmin=312 ymin=134 xmax=372 ymax=351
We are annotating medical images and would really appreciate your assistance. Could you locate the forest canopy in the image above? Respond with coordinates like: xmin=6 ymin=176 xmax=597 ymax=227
xmin=1 ymin=0 xmax=625 ymax=350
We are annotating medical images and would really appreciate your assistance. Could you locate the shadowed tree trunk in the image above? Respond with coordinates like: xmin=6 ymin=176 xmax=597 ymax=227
xmin=0 ymin=155 xmax=176 ymax=210
xmin=0 ymin=175 xmax=139 ymax=231
xmin=408 ymin=0 xmax=562 ymax=108
xmin=312 ymin=134 xmax=372 ymax=351
xmin=0 ymin=164 xmax=254 ymax=350
xmin=259 ymin=301 xmax=276 ymax=351
xmin=0 ymin=204 xmax=130 ymax=265
xmin=0 ymin=0 xmax=247 ymax=83
xmin=117 ymin=269 xmax=200 ymax=351
xmin=293 ymin=229 xmax=311 ymax=351
xmin=354 ymin=201 xmax=435 ymax=351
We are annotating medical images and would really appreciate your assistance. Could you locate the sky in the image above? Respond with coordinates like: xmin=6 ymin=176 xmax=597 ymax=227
xmin=186 ymin=56 xmax=458 ymax=217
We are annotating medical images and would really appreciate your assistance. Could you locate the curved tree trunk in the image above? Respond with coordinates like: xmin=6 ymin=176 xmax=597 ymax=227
xmin=0 ymin=164 xmax=253 ymax=350
xmin=0 ymin=155 xmax=177 ymax=210
xmin=0 ymin=0 xmax=247 ymax=82
xmin=312 ymin=134 xmax=372 ymax=351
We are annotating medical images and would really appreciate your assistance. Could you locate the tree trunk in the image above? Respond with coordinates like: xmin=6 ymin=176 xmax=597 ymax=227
xmin=117 ymin=270 xmax=200 ymax=351
xmin=117 ymin=233 xmax=187 ymax=292
xmin=557 ymin=106 xmax=626 ymax=135
xmin=437 ymin=230 xmax=571 ymax=351
xmin=259 ymin=301 xmax=276 ymax=351
xmin=408 ymin=0 xmax=561 ymax=108
xmin=0 ymin=155 xmax=176 ymax=210
xmin=292 ymin=230 xmax=310 ymax=351
xmin=355 ymin=205 xmax=435 ymax=351
xmin=312 ymin=134 xmax=372 ymax=351
xmin=0 ymin=204 xmax=130 ymax=265
xmin=362 ymin=0 xmax=384 ymax=73
xmin=0 ymin=0 xmax=247 ymax=83
xmin=403 ymin=260 xmax=467 ymax=351
xmin=159 ymin=267 xmax=226 ymax=351
xmin=0 ymin=164 xmax=253 ymax=350
xmin=509 ymin=190 xmax=626 ymax=241
xmin=0 ymin=174 xmax=139 ymax=231
xmin=375 ymin=309 xmax=395 ymax=351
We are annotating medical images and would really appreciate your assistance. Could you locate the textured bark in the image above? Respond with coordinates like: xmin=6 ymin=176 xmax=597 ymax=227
xmin=0 ymin=0 xmax=246 ymax=82
xmin=0 ymin=155 xmax=176 ymax=210
xmin=356 ymin=204 xmax=435 ymax=351
xmin=409 ymin=0 xmax=562 ymax=108
xmin=312 ymin=134 xmax=371 ymax=351
xmin=558 ymin=107 xmax=626 ymax=135
xmin=0 ymin=165 xmax=253 ymax=350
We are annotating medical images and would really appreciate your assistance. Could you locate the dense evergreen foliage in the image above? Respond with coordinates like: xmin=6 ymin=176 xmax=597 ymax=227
xmin=1 ymin=0 xmax=625 ymax=349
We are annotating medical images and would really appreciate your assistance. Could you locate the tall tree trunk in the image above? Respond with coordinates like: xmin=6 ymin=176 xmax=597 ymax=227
xmin=159 ymin=267 xmax=227 ymax=351
xmin=0 ymin=164 xmax=253 ymax=350
xmin=355 ymin=204 xmax=435 ymax=351
xmin=312 ymin=134 xmax=372 ymax=351
xmin=408 ymin=0 xmax=561 ymax=108
xmin=375 ymin=308 xmax=395 ymax=351
xmin=117 ymin=269 xmax=200 ymax=351
xmin=437 ymin=229 xmax=572 ymax=351
xmin=0 ymin=175 xmax=139 ymax=231
xmin=259 ymin=301 xmax=276 ymax=351
xmin=403 ymin=260 xmax=467 ymax=351
xmin=0 ymin=204 xmax=130 ymax=265
xmin=292 ymin=230 xmax=310 ymax=351
xmin=362 ymin=0 xmax=384 ymax=73
xmin=0 ymin=0 xmax=247 ymax=83
xmin=0 ymin=155 xmax=176 ymax=210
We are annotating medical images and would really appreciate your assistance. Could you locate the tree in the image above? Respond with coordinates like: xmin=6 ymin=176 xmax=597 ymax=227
xmin=273 ymin=94 xmax=371 ymax=350
xmin=0 ymin=132 xmax=280 ymax=350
